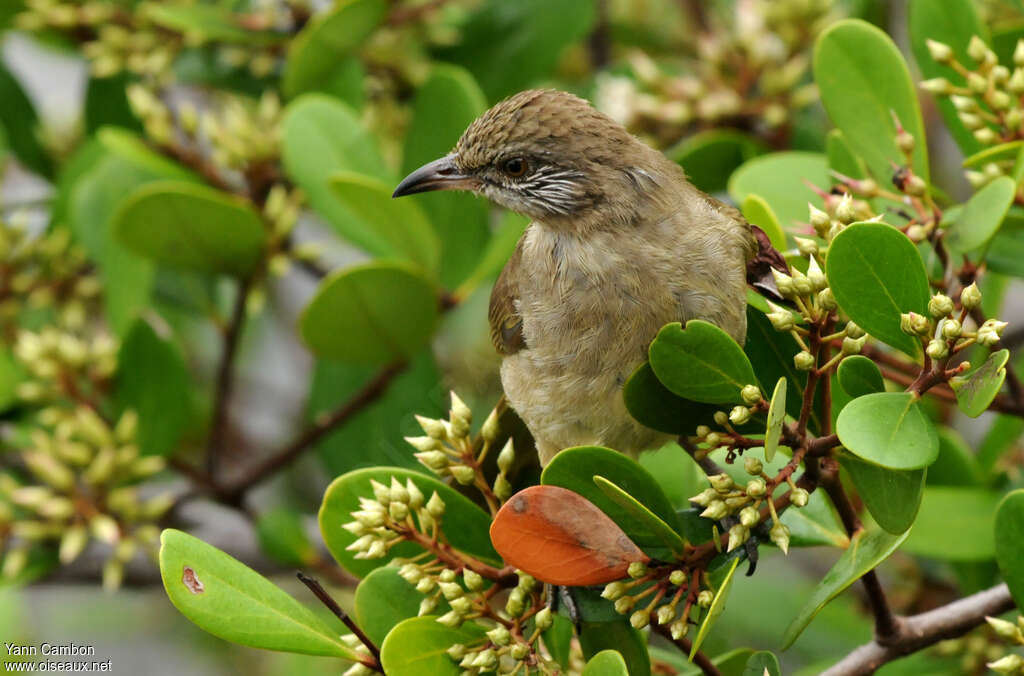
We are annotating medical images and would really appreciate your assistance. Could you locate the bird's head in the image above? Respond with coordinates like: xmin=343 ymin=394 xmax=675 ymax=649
xmin=393 ymin=89 xmax=674 ymax=230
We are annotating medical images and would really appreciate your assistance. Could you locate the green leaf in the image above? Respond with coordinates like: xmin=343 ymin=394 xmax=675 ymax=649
xmin=950 ymin=349 xmax=1009 ymax=418
xmin=355 ymin=566 xmax=428 ymax=646
xmin=668 ymin=130 xmax=767 ymax=195
xmin=379 ymin=616 xmax=486 ymax=676
xmin=649 ymin=320 xmax=758 ymax=405
xmin=281 ymin=95 xmax=392 ymax=254
xmin=158 ymin=529 xmax=356 ymax=657
xmin=583 ymin=650 xmax=629 ymax=676
xmin=319 ymin=467 xmax=499 ymax=578
xmin=836 ymin=392 xmax=939 ymax=470
xmin=282 ymin=0 xmax=387 ymax=98
xmin=579 ymin=619 xmax=650 ymax=676
xmin=826 ymin=129 xmax=868 ymax=179
xmin=902 ymin=488 xmax=1001 ymax=561
xmin=978 ymin=414 xmax=1024 ymax=476
xmin=782 ymin=527 xmax=910 ymax=648
xmin=994 ymin=489 xmax=1024 ymax=610
xmin=764 ymin=378 xmax=787 ymax=463
xmin=691 ymin=558 xmax=740 ymax=660
xmin=837 ymin=355 xmax=885 ymax=399
xmin=542 ymin=446 xmax=680 ymax=556
xmin=310 ymin=352 xmax=442 ymax=476
xmin=436 ymin=0 xmax=596 ymax=101
xmin=83 ymin=73 xmax=142 ymax=134
xmin=140 ymin=2 xmax=286 ymax=44
xmin=740 ymin=194 xmax=786 ymax=251
xmin=813 ymin=19 xmax=929 ymax=183
xmin=114 ymin=181 xmax=266 ymax=276
xmin=0 ymin=61 xmax=52 ymax=178
xmin=97 ymin=128 xmax=199 ymax=182
xmin=255 ymin=509 xmax=315 ymax=567
xmin=622 ymin=362 xmax=717 ymax=435
xmin=402 ymin=65 xmax=490 ymax=288
xmin=744 ymin=307 xmax=815 ymax=427
xmin=908 ymin=0 xmax=988 ymax=154
xmin=638 ymin=444 xmax=706 ymax=512
xmin=946 ymin=177 xmax=1016 ymax=253
xmin=114 ymin=319 xmax=193 ymax=457
xmin=986 ymin=212 xmax=1024 ymax=278
xmin=728 ymin=152 xmax=830 ymax=232
xmin=825 ymin=222 xmax=930 ymax=358
xmin=962 ymin=141 xmax=1024 ymax=170
xmin=840 ymin=453 xmax=924 ymax=534
xmin=930 ymin=427 xmax=983 ymax=487
xmin=743 ymin=651 xmax=782 ymax=676
xmin=594 ymin=476 xmax=687 ymax=556
xmin=299 ymin=261 xmax=439 ymax=364
xmin=328 ymin=172 xmax=440 ymax=273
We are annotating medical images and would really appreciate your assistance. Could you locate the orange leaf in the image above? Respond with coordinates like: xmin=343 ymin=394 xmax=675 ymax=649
xmin=489 ymin=485 xmax=649 ymax=586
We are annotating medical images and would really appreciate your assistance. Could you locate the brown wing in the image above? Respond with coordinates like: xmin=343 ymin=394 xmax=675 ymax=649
xmin=488 ymin=236 xmax=527 ymax=355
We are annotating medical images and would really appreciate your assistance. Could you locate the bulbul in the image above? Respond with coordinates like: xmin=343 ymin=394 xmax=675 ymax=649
xmin=394 ymin=89 xmax=756 ymax=465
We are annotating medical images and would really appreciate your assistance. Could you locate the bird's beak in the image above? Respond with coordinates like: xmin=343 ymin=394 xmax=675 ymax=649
xmin=392 ymin=154 xmax=479 ymax=198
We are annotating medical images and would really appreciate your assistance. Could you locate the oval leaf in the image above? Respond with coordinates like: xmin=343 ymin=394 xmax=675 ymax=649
xmin=782 ymin=527 xmax=910 ymax=648
xmin=691 ymin=558 xmax=740 ymax=660
xmin=114 ymin=181 xmax=265 ymax=276
xmin=583 ymin=650 xmax=629 ymax=676
xmin=826 ymin=222 xmax=930 ymax=358
xmin=579 ymin=619 xmax=650 ymax=676
xmin=902 ymin=487 xmax=1001 ymax=561
xmin=541 ymin=446 xmax=681 ymax=556
xmin=946 ymin=176 xmax=1016 ymax=253
xmin=740 ymin=194 xmax=786 ymax=250
xmin=814 ymin=19 xmax=929 ymax=182
xmin=319 ymin=467 xmax=499 ymax=578
xmin=622 ymin=362 xmax=717 ymax=435
xmin=490 ymin=485 xmax=649 ymax=586
xmin=594 ymin=476 xmax=687 ymax=556
xmin=743 ymin=651 xmax=782 ymax=676
xmin=282 ymin=0 xmax=387 ymax=98
xmin=159 ymin=529 xmax=355 ymax=658
xmin=995 ymin=489 xmax=1024 ymax=610
xmin=355 ymin=566 xmax=430 ymax=646
xmin=764 ymin=378 xmax=787 ymax=463
xmin=300 ymin=261 xmax=439 ymax=364
xmin=649 ymin=320 xmax=758 ymax=405
xmin=380 ymin=616 xmax=485 ymax=676
xmin=840 ymin=453 xmax=924 ymax=534
xmin=950 ymin=348 xmax=1009 ymax=417
xmin=728 ymin=152 xmax=830 ymax=232
xmin=836 ymin=392 xmax=939 ymax=470
xmin=329 ymin=172 xmax=440 ymax=273
xmin=837 ymin=355 xmax=885 ymax=399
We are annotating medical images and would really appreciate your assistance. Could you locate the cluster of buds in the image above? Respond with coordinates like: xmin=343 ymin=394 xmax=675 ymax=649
xmin=198 ymin=92 xmax=284 ymax=173
xmin=985 ymin=615 xmax=1024 ymax=674
xmin=921 ymin=36 xmax=1024 ymax=187
xmin=690 ymin=385 xmax=766 ymax=462
xmin=0 ymin=406 xmax=169 ymax=589
xmin=0 ymin=219 xmax=99 ymax=334
xmin=902 ymin=284 xmax=1007 ymax=360
xmin=602 ymin=561 xmax=708 ymax=641
xmin=807 ymin=191 xmax=876 ymax=244
xmin=594 ymin=0 xmax=836 ymax=147
xmin=407 ymin=394 xmax=512 ymax=509
xmin=13 ymin=328 xmax=116 ymax=405
xmin=343 ymin=477 xmax=440 ymax=562
xmin=339 ymin=633 xmax=376 ymax=676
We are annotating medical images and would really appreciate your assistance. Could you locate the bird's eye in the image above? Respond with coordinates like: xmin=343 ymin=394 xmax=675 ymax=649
xmin=502 ymin=157 xmax=527 ymax=178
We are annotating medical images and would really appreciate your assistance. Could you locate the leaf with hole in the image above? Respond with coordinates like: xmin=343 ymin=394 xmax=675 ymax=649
xmin=649 ymin=320 xmax=757 ymax=405
xmin=299 ymin=261 xmax=439 ymax=364
xmin=159 ymin=529 xmax=356 ymax=657
xmin=950 ymin=349 xmax=1009 ymax=418
xmin=825 ymin=222 xmax=930 ymax=358
xmin=836 ymin=392 xmax=939 ymax=470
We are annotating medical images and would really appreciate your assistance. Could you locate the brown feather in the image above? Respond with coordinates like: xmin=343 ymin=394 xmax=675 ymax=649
xmin=488 ymin=236 xmax=526 ymax=355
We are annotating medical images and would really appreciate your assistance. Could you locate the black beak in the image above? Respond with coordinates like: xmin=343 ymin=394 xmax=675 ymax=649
xmin=392 ymin=154 xmax=479 ymax=198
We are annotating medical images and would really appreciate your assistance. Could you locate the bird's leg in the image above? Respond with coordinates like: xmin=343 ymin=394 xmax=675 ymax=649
xmin=544 ymin=583 xmax=582 ymax=632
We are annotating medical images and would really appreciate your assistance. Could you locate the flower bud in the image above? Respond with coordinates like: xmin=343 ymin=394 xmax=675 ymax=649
xmin=497 ymin=438 xmax=515 ymax=473
xmin=446 ymin=643 xmax=466 ymax=660
xmin=436 ymin=610 xmax=462 ymax=628
xmin=746 ymin=478 xmax=767 ymax=498
xmin=986 ymin=616 xmax=1024 ymax=643
xmin=960 ymin=283 xmax=982 ymax=310
xmin=739 ymin=506 xmax=759 ymax=528
xmin=656 ymin=604 xmax=676 ymax=625
xmin=480 ymin=406 xmax=500 ymax=443
xmin=628 ymin=561 xmax=648 ymax=578
xmin=920 ymin=78 xmax=953 ymax=95
xmin=806 ymin=258 xmax=827 ymax=291
xmin=630 ymin=609 xmax=651 ymax=629
xmin=389 ymin=501 xmax=409 ymax=521
xmin=904 ymin=175 xmax=927 ymax=197
xmin=602 ymin=581 xmax=626 ymax=600
xmin=487 ymin=625 xmax=511 ymax=646
xmin=505 ymin=588 xmax=525 ymax=616
xmin=449 ymin=597 xmax=472 ymax=614
xmin=967 ymin=35 xmax=990 ymax=63
xmin=700 ymin=500 xmax=728 ymax=521
xmin=770 ymin=521 xmax=791 ymax=554
xmin=790 ymin=268 xmax=813 ymax=296
xmin=426 ymin=492 xmax=446 ymax=518
xmin=415 ymin=577 xmax=436 ymax=594
xmin=809 ymin=203 xmax=830 ymax=231
xmin=835 ymin=195 xmax=857 ymax=224
xmin=414 ymin=451 xmax=449 ymax=471
xmin=818 ymin=287 xmax=838 ymax=311
xmin=670 ymin=620 xmax=689 ymax=640
xmin=405 ymin=436 xmax=440 ymax=452
xmin=493 ymin=474 xmax=512 ymax=501
xmin=926 ymin=339 xmax=949 ymax=360
xmin=967 ymin=72 xmax=988 ymax=94
xmin=709 ymin=474 xmax=733 ymax=492
xmin=740 ymin=384 xmax=762 ymax=406
xmin=614 ymin=596 xmax=635 ymax=614
xmin=59 ymin=525 xmax=89 ymax=565
xmin=926 ymin=39 xmax=954 ymax=63
xmin=697 ymin=590 xmax=714 ymax=608
xmin=771 ymin=269 xmax=795 ymax=298
xmin=928 ymin=294 xmax=954 ymax=318
xmin=518 ymin=573 xmax=537 ymax=591
xmin=406 ymin=480 xmax=424 ymax=510
xmin=534 ymin=607 xmax=553 ymax=631
xmin=729 ymin=406 xmax=751 ymax=426
xmin=449 ymin=465 xmax=476 ymax=485
xmin=509 ymin=642 xmax=530 ymax=660
xmin=415 ymin=415 xmax=447 ymax=440
xmin=842 ymin=336 xmax=866 ymax=355
xmin=790 ymin=487 xmax=810 ymax=507
xmin=440 ymin=581 xmax=463 ymax=601
xmin=727 ymin=524 xmax=749 ymax=551
xmin=463 ymin=569 xmax=483 ymax=592
xmin=795 ymin=236 xmax=818 ymax=257
xmin=704 ymin=431 xmax=722 ymax=447
xmin=669 ymin=569 xmax=687 ymax=586
xmin=896 ymin=129 xmax=915 ymax=154
xmin=689 ymin=488 xmax=717 ymax=507
xmin=987 ymin=654 xmax=1024 ymax=674
xmin=794 ymin=351 xmax=815 ymax=371
xmin=743 ymin=456 xmax=763 ymax=476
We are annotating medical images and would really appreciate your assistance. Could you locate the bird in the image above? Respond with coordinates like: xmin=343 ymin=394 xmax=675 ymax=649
xmin=394 ymin=89 xmax=758 ymax=466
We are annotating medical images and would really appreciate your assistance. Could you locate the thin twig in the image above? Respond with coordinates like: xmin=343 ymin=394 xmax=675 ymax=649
xmin=296 ymin=572 xmax=381 ymax=664
xmin=821 ymin=583 xmax=1014 ymax=676
xmin=206 ymin=274 xmax=253 ymax=478
xmin=652 ymin=623 xmax=722 ymax=676
xmin=223 ymin=361 xmax=407 ymax=500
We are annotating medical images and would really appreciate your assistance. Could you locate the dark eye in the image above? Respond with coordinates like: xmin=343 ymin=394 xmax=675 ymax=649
xmin=502 ymin=157 xmax=527 ymax=177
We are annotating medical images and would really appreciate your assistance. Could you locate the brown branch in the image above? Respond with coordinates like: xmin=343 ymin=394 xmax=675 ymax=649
xmin=296 ymin=572 xmax=382 ymax=668
xmin=652 ymin=623 xmax=722 ymax=676
xmin=223 ymin=361 xmax=407 ymax=501
xmin=206 ymin=274 xmax=253 ymax=478
xmin=822 ymin=583 xmax=1015 ymax=676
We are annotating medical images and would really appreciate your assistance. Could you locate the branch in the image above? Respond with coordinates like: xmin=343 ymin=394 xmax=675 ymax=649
xmin=206 ymin=274 xmax=253 ymax=477
xmin=297 ymin=572 xmax=382 ymax=667
xmin=223 ymin=361 xmax=407 ymax=500
xmin=822 ymin=583 xmax=1015 ymax=676
xmin=651 ymin=623 xmax=722 ymax=676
